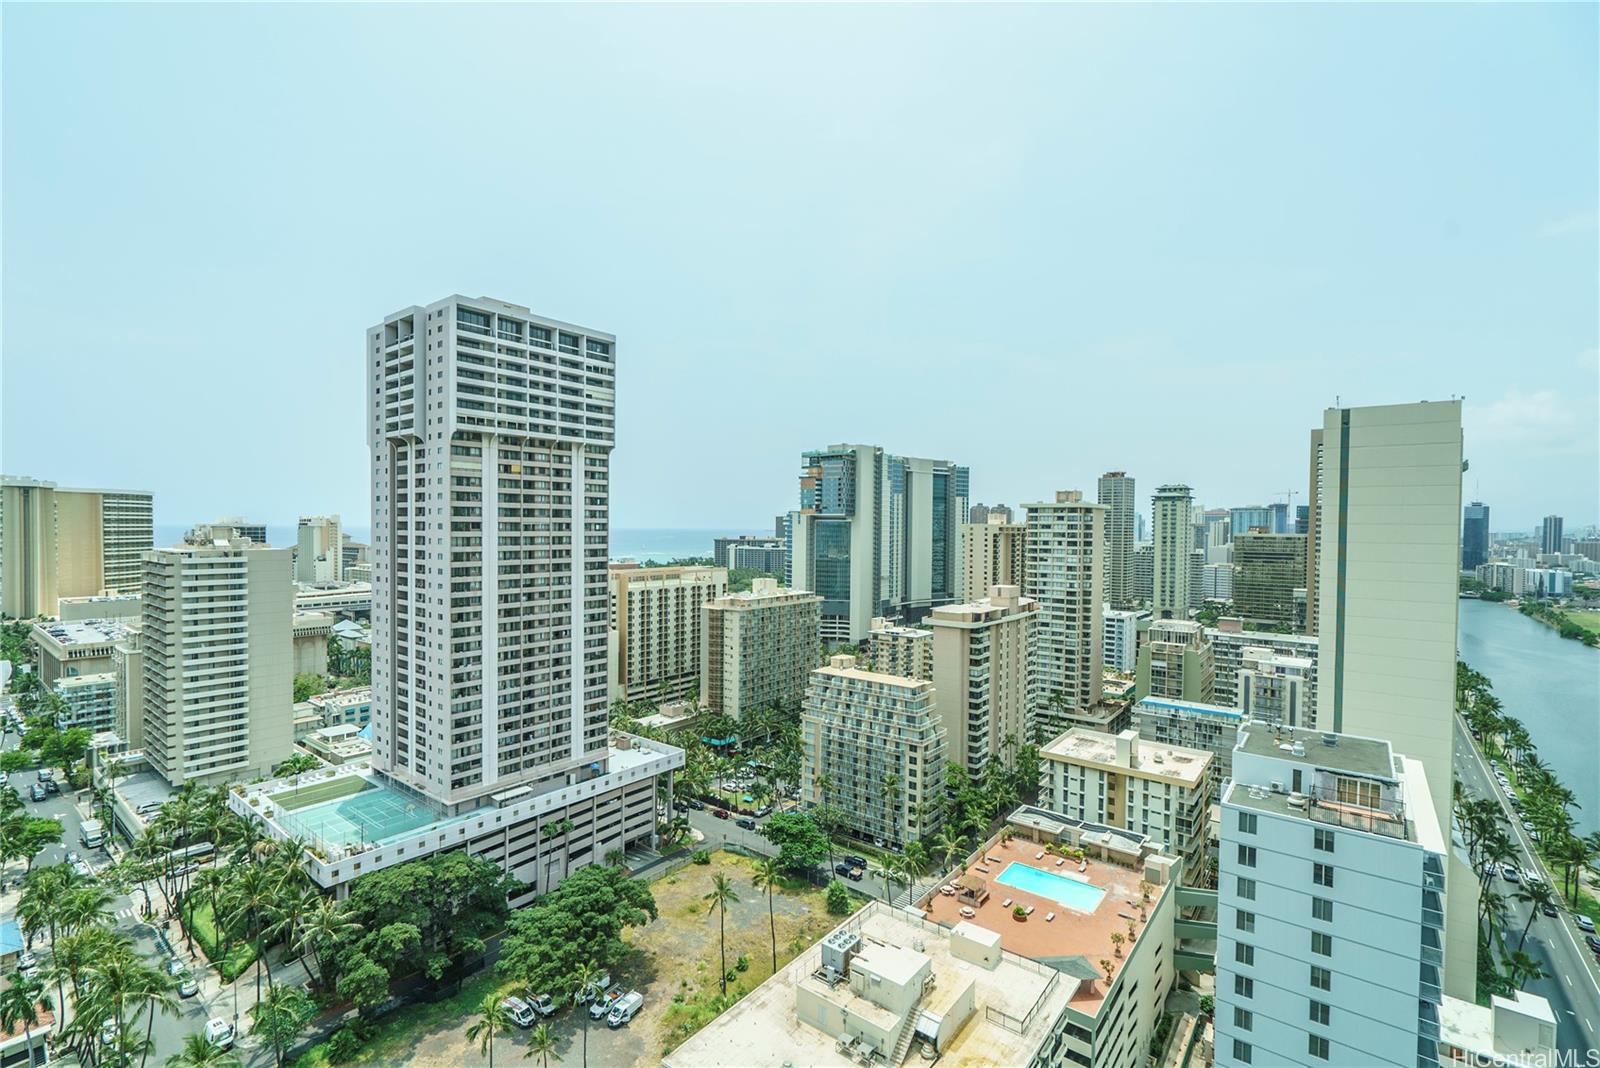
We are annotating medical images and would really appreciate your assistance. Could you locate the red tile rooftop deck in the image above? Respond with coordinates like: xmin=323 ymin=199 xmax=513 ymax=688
xmin=919 ymin=836 xmax=1155 ymax=1011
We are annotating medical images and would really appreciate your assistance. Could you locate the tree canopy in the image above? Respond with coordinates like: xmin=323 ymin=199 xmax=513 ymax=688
xmin=760 ymin=812 xmax=829 ymax=874
xmin=497 ymin=865 xmax=657 ymax=996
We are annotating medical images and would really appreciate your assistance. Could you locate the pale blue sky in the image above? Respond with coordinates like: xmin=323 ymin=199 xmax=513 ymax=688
xmin=4 ymin=4 xmax=1596 ymax=533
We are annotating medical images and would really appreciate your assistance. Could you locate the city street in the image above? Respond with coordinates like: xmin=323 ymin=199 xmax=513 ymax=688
xmin=1454 ymin=713 xmax=1600 ymax=1054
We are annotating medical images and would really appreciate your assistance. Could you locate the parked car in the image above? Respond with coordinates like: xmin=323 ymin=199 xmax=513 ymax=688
xmin=101 ymin=1017 xmax=118 ymax=1047
xmin=1586 ymin=935 xmax=1600 ymax=955
xmin=713 ymin=809 xmax=730 ymax=820
xmin=683 ymin=799 xmax=706 ymax=811
xmin=843 ymin=855 xmax=867 ymax=868
xmin=590 ymin=988 xmax=623 ymax=1020
xmin=841 ymin=866 xmax=863 ymax=882
xmin=28 ymin=784 xmax=45 ymax=803
xmin=835 ymin=862 xmax=856 ymax=878
xmin=735 ymin=817 xmax=757 ymax=831
xmin=36 ymin=769 xmax=53 ymax=782
xmin=204 ymin=1017 xmax=235 ymax=1049
xmin=502 ymin=996 xmax=536 ymax=1028
xmin=72 ymin=860 xmax=92 ymax=879
xmin=42 ymin=780 xmax=59 ymax=796
xmin=531 ymin=993 xmax=558 ymax=1017
xmin=164 ymin=957 xmax=185 ymax=979
xmin=1575 ymin=915 xmax=1596 ymax=934
xmin=606 ymin=991 xmax=644 ymax=1029
xmin=177 ymin=971 xmax=199 ymax=998
xmin=754 ymin=805 xmax=773 ymax=818
xmin=580 ymin=972 xmax=612 ymax=1003
xmin=0 ymin=772 xmax=7 ymax=786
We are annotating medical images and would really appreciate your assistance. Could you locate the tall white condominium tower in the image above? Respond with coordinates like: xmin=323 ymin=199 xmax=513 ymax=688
xmin=1097 ymin=471 xmax=1137 ymax=606
xmin=295 ymin=514 xmax=344 ymax=583
xmin=1024 ymin=491 xmax=1104 ymax=739
xmin=1215 ymin=724 xmax=1447 ymax=1068
xmin=140 ymin=540 xmax=294 ymax=785
xmin=1311 ymin=400 xmax=1475 ymax=998
xmin=368 ymin=296 xmax=624 ymax=809
xmin=787 ymin=445 xmax=968 ymax=643
xmin=1151 ymin=484 xmax=1195 ymax=619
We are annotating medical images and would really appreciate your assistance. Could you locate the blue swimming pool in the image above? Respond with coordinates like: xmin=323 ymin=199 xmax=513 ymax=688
xmin=993 ymin=862 xmax=1108 ymax=913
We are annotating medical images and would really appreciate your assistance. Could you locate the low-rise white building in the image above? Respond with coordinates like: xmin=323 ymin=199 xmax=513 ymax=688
xmin=1102 ymin=606 xmax=1149 ymax=674
xmin=54 ymin=672 xmax=117 ymax=733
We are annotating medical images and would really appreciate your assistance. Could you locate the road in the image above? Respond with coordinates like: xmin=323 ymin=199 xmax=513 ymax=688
xmin=1454 ymin=713 xmax=1600 ymax=1053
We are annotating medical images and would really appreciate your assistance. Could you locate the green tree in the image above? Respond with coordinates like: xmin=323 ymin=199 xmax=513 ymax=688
xmin=704 ymin=872 xmax=741 ymax=995
xmin=569 ymin=960 xmax=601 ymax=1068
xmin=292 ymin=673 xmax=327 ymax=703
xmin=525 ymin=1022 xmax=562 ymax=1068
xmin=751 ymin=854 xmax=783 ymax=974
xmin=466 ymin=991 xmax=513 ymax=1068
xmin=0 ymin=974 xmax=51 ymax=1068
xmin=341 ymin=852 xmax=512 ymax=983
xmin=164 ymin=1032 xmax=242 ymax=1067
xmin=759 ymin=812 xmax=829 ymax=875
xmin=498 ymin=866 xmax=657 ymax=997
xmin=249 ymin=987 xmax=314 ymax=1068
xmin=825 ymin=879 xmax=852 ymax=916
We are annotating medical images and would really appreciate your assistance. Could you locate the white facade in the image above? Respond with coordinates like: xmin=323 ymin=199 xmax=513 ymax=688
xmin=1215 ymin=724 xmax=1447 ymax=1068
xmin=1237 ymin=646 xmax=1313 ymax=728
xmin=1102 ymin=606 xmax=1149 ymax=674
xmin=867 ymin=617 xmax=933 ymax=680
xmin=1208 ymin=626 xmax=1319 ymax=714
xmin=700 ymin=578 xmax=822 ymax=720
xmin=928 ymin=585 xmax=1039 ymax=775
xmin=1024 ymin=491 xmax=1105 ymax=737
xmin=1152 ymin=484 xmax=1195 ymax=619
xmin=295 ymin=515 xmax=343 ymax=584
xmin=1098 ymin=471 xmax=1137 ymax=606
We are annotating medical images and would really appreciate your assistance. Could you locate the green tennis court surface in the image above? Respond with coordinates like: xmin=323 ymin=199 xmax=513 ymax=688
xmin=273 ymin=778 xmax=441 ymax=848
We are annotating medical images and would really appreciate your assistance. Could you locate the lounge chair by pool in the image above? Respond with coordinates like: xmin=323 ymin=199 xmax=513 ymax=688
xmin=1045 ymin=912 xmax=1055 ymax=922
xmin=1035 ymin=851 xmax=1045 ymax=860
xmin=1002 ymin=898 xmax=1012 ymax=908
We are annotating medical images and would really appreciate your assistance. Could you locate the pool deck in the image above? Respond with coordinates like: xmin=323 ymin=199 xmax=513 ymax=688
xmin=920 ymin=837 xmax=1153 ymax=1010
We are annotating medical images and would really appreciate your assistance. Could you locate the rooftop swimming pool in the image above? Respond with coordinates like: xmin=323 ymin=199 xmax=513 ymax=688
xmin=993 ymin=862 xmax=1108 ymax=913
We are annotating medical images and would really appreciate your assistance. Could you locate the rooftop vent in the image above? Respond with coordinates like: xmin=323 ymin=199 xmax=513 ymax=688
xmin=1322 ymin=733 xmax=1338 ymax=747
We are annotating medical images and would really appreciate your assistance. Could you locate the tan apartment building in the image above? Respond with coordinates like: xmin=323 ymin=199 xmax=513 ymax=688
xmin=867 ymin=617 xmax=933 ymax=680
xmin=112 ymin=621 xmax=144 ymax=749
xmin=928 ymin=585 xmax=1039 ymax=776
xmin=1040 ymin=727 xmax=1214 ymax=882
xmin=801 ymin=654 xmax=944 ymax=848
xmin=957 ymin=514 xmax=1026 ymax=601
xmin=1098 ymin=471 xmax=1137 ymax=606
xmin=608 ymin=564 xmax=727 ymax=704
xmin=1151 ymin=484 xmax=1194 ymax=619
xmin=1135 ymin=618 xmax=1215 ymax=704
xmin=295 ymin=514 xmax=343 ymax=584
xmin=1025 ymin=491 xmax=1105 ymax=739
xmin=1 ymin=476 xmax=153 ymax=617
xmin=30 ymin=618 xmax=131 ymax=685
xmin=141 ymin=539 xmax=294 ymax=786
xmin=700 ymin=578 xmax=821 ymax=720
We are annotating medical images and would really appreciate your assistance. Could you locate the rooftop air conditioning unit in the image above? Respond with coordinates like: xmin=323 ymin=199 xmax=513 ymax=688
xmin=1270 ymin=780 xmax=1285 ymax=793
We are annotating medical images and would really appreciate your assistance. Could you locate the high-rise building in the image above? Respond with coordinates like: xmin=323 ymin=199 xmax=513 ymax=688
xmin=1204 ymin=509 xmax=1233 ymax=549
xmin=968 ymin=502 xmax=1012 ymax=524
xmin=1215 ymin=724 xmax=1447 ymax=1068
xmin=1311 ymin=399 xmax=1474 ymax=998
xmin=112 ymin=621 xmax=144 ymax=749
xmin=701 ymin=578 xmax=822 ymax=721
xmin=53 ymin=672 xmax=117 ymax=733
xmin=217 ymin=517 xmax=269 ymax=545
xmin=1024 ymin=491 xmax=1105 ymax=738
xmin=787 ymin=444 xmax=968 ymax=643
xmin=295 ymin=515 xmax=343 ymax=584
xmin=1153 ymin=485 xmax=1195 ymax=619
xmin=867 ymin=617 xmax=933 ymax=680
xmin=712 ymin=535 xmax=786 ymax=571
xmin=1098 ymin=471 xmax=1137 ymax=606
xmin=1304 ymin=428 xmax=1325 ymax=636
xmin=1038 ymin=728 xmax=1214 ymax=882
xmin=801 ymin=654 xmax=944 ymax=848
xmin=1 ymin=476 xmax=154 ymax=617
xmin=1229 ymin=506 xmax=1272 ymax=538
xmin=1460 ymin=502 xmax=1490 ymax=571
xmin=1136 ymin=619 xmax=1215 ymax=704
xmin=607 ymin=564 xmax=727 ymax=704
xmin=957 ymin=514 xmax=1026 ymax=601
xmin=1539 ymin=514 xmax=1563 ymax=555
xmin=1294 ymin=504 xmax=1309 ymax=535
xmin=929 ymin=585 xmax=1039 ymax=776
xmin=1267 ymin=501 xmax=1290 ymax=535
xmin=140 ymin=540 xmax=293 ymax=786
xmin=1103 ymin=606 xmax=1150 ymax=674
xmin=1132 ymin=696 xmax=1245 ymax=795
xmin=1201 ymin=562 xmax=1234 ymax=602
xmin=1232 ymin=532 xmax=1307 ymax=629
xmin=1207 ymin=622 xmax=1320 ymax=715
xmin=1132 ymin=543 xmax=1154 ymax=602
xmin=1237 ymin=645 xmax=1313 ymax=727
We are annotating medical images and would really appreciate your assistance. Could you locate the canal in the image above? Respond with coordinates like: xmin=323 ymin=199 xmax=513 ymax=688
xmin=1458 ymin=598 xmax=1600 ymax=835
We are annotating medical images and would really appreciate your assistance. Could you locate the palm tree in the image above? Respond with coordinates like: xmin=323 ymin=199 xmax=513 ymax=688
xmin=1512 ymin=881 xmax=1558 ymax=950
xmin=751 ymin=855 xmax=783 ymax=974
xmin=882 ymin=774 xmax=902 ymax=848
xmin=704 ymin=872 xmax=741 ymax=995
xmin=524 ymin=1022 xmax=561 ymax=1068
xmin=294 ymin=895 xmax=362 ymax=994
xmin=569 ymin=961 xmax=601 ymax=1068
xmin=932 ymin=830 xmax=965 ymax=878
xmin=466 ymin=991 xmax=513 ymax=1068
xmin=164 ymin=1031 xmax=242 ymax=1067
xmin=1505 ymin=949 xmax=1546 ymax=990
xmin=879 ymin=855 xmax=908 ymax=907
xmin=224 ymin=861 xmax=281 ymax=1002
xmin=0 ymin=974 xmax=51 ymax=1068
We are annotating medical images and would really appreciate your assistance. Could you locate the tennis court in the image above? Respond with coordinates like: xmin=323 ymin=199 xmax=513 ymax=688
xmin=273 ymin=778 xmax=442 ymax=849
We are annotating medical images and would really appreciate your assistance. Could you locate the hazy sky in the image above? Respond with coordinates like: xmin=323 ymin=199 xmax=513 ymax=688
xmin=4 ymin=4 xmax=1596 ymax=534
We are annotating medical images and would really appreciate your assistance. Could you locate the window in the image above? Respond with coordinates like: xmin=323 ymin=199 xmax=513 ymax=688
xmin=1308 ymin=1034 xmax=1329 ymax=1060
xmin=1311 ymin=932 xmax=1333 ymax=956
xmin=1309 ymin=1000 xmax=1330 ymax=1026
xmin=1310 ymin=965 xmax=1331 ymax=991
xmin=1234 ymin=975 xmax=1253 ymax=998
xmin=1313 ymin=828 xmax=1336 ymax=853
xmin=1232 ymin=1040 xmax=1252 ymax=1064
xmin=1235 ymin=909 xmax=1256 ymax=933
xmin=1237 ymin=811 xmax=1257 ymax=834
xmin=1312 ymin=897 xmax=1334 ymax=922
xmin=1313 ymin=862 xmax=1334 ymax=887
xmin=1233 ymin=1008 xmax=1253 ymax=1031
xmin=1237 ymin=844 xmax=1257 ymax=867
xmin=1334 ymin=776 xmax=1380 ymax=810
xmin=1235 ymin=943 xmax=1255 ymax=966
xmin=1236 ymin=876 xmax=1256 ymax=901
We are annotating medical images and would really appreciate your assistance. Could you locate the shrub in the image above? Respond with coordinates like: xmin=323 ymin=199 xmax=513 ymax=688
xmin=825 ymin=880 xmax=852 ymax=915
xmin=735 ymin=955 xmax=749 ymax=973
xmin=691 ymin=849 xmax=711 ymax=865
xmin=326 ymin=1026 xmax=361 ymax=1064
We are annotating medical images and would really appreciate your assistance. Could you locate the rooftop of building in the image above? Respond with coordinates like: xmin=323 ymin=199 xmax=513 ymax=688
xmin=1227 ymin=740 xmax=1439 ymax=849
xmin=662 ymin=902 xmax=1075 ymax=1068
xmin=917 ymin=830 xmax=1170 ymax=1015
xmin=1205 ymin=619 xmax=1318 ymax=644
xmin=1134 ymin=696 xmax=1244 ymax=721
xmin=868 ymin=618 xmax=932 ymax=639
xmin=927 ymin=586 xmax=1039 ymax=623
xmin=706 ymin=579 xmax=819 ymax=606
xmin=1042 ymin=728 xmax=1213 ymax=786
xmin=308 ymin=687 xmax=372 ymax=709
xmin=608 ymin=563 xmax=726 ymax=580
xmin=812 ymin=655 xmax=933 ymax=691
xmin=293 ymin=611 xmax=335 ymax=632
xmin=1233 ymin=722 xmax=1394 ymax=778
xmin=31 ymin=618 xmax=130 ymax=648
xmin=1440 ymin=992 xmax=1557 ymax=1066
xmin=55 ymin=672 xmax=116 ymax=690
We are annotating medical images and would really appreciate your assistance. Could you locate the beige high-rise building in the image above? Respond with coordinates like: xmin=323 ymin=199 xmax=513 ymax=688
xmin=1098 ymin=471 xmax=1137 ymax=606
xmin=1305 ymin=427 xmax=1324 ymax=635
xmin=957 ymin=515 xmax=1026 ymax=602
xmin=867 ymin=617 xmax=932 ymax=680
xmin=112 ymin=621 xmax=145 ymax=749
xmin=1151 ymin=484 xmax=1194 ymax=619
xmin=1 ymin=476 xmax=153 ymax=617
xmin=140 ymin=539 xmax=294 ymax=786
xmin=608 ymin=564 xmax=727 ymax=703
xmin=1135 ymin=619 xmax=1215 ymax=704
xmin=1236 ymin=644 xmax=1313 ymax=727
xmin=928 ymin=585 xmax=1038 ymax=776
xmin=1311 ymin=400 xmax=1475 ymax=1000
xmin=701 ymin=578 xmax=822 ymax=720
xmin=801 ymin=654 xmax=944 ymax=848
xmin=1039 ymin=727 xmax=1214 ymax=882
xmin=295 ymin=515 xmax=343 ymax=584
xmin=1024 ymin=491 xmax=1105 ymax=739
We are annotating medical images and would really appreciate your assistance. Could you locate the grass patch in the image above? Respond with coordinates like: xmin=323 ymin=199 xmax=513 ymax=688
xmin=183 ymin=899 xmax=256 ymax=981
xmin=272 ymin=774 xmax=370 ymax=811
xmin=1558 ymin=610 xmax=1600 ymax=637
xmin=289 ymin=970 xmax=508 ymax=1068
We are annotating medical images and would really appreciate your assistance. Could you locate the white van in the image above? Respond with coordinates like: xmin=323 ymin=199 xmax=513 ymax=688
xmin=501 ymin=996 xmax=536 ymax=1029
xmin=80 ymin=819 xmax=105 ymax=849
xmin=606 ymin=991 xmax=643 ymax=1029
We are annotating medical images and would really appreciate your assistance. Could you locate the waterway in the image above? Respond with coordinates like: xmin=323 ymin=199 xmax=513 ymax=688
xmin=1457 ymin=598 xmax=1600 ymax=835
